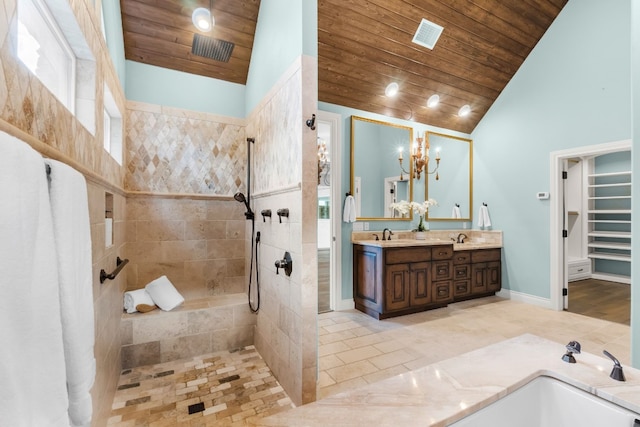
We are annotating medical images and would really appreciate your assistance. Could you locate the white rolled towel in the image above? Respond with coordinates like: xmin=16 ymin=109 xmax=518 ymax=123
xmin=123 ymin=289 xmax=155 ymax=314
xmin=145 ymin=276 xmax=185 ymax=311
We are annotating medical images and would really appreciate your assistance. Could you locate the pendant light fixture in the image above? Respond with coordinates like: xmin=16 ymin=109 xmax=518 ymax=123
xmin=192 ymin=1 xmax=215 ymax=32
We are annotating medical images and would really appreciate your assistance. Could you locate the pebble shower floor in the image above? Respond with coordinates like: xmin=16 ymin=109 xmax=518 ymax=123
xmin=108 ymin=345 xmax=293 ymax=426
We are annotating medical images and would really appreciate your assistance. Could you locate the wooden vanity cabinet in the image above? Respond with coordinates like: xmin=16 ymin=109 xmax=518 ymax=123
xmin=354 ymin=244 xmax=451 ymax=319
xmin=354 ymin=244 xmax=501 ymax=319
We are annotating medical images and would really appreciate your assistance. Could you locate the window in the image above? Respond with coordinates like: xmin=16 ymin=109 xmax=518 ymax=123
xmin=17 ymin=0 xmax=75 ymax=109
xmin=17 ymin=0 xmax=96 ymax=134
xmin=103 ymin=84 xmax=123 ymax=165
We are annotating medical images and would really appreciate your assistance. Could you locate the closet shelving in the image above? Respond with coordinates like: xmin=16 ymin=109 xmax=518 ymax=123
xmin=587 ymin=171 xmax=631 ymax=266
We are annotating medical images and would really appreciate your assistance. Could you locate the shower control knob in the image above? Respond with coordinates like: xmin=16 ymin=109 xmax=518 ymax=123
xmin=275 ymin=251 xmax=293 ymax=276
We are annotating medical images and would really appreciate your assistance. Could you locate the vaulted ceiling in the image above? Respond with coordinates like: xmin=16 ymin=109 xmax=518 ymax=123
xmin=120 ymin=0 xmax=568 ymax=133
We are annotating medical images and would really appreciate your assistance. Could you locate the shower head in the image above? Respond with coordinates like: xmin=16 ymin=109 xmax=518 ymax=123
xmin=234 ymin=192 xmax=254 ymax=220
xmin=234 ymin=192 xmax=247 ymax=203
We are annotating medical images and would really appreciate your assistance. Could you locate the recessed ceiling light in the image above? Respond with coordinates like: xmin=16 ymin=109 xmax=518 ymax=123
xmin=192 ymin=7 xmax=214 ymax=32
xmin=458 ymin=104 xmax=471 ymax=117
xmin=385 ymin=82 xmax=399 ymax=97
xmin=427 ymin=94 xmax=440 ymax=108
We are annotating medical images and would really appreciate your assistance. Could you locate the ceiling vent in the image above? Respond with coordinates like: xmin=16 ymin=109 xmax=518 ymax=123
xmin=192 ymin=34 xmax=235 ymax=62
xmin=412 ymin=18 xmax=443 ymax=50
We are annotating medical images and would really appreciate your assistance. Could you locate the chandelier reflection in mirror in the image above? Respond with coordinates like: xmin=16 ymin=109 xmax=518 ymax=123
xmin=317 ymin=138 xmax=330 ymax=186
xmin=398 ymin=132 xmax=441 ymax=180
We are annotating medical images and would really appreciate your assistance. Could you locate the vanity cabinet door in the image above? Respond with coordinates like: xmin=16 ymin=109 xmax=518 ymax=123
xmin=410 ymin=261 xmax=431 ymax=306
xmin=384 ymin=264 xmax=411 ymax=311
xmin=353 ymin=245 xmax=383 ymax=314
xmin=486 ymin=261 xmax=501 ymax=292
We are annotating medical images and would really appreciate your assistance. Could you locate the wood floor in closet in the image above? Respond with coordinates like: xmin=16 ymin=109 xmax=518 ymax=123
xmin=567 ymin=278 xmax=630 ymax=325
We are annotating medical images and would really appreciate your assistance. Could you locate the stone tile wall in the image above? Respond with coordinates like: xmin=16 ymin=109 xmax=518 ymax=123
xmin=125 ymin=196 xmax=248 ymax=299
xmin=247 ymin=56 xmax=318 ymax=407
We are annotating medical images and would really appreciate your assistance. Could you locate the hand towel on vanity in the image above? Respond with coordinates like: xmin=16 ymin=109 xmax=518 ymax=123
xmin=452 ymin=205 xmax=462 ymax=219
xmin=0 ymin=132 xmax=69 ymax=427
xmin=124 ymin=289 xmax=156 ymax=313
xmin=145 ymin=275 xmax=184 ymax=311
xmin=478 ymin=205 xmax=492 ymax=228
xmin=343 ymin=195 xmax=356 ymax=223
xmin=46 ymin=159 xmax=96 ymax=427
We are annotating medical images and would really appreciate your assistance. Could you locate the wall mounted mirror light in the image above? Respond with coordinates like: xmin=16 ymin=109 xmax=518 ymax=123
xmin=425 ymin=132 xmax=473 ymax=221
xmin=350 ymin=115 xmax=413 ymax=221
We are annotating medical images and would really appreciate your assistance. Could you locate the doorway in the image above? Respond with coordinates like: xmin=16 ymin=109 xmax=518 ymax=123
xmin=550 ymin=140 xmax=632 ymax=321
xmin=316 ymin=111 xmax=342 ymax=313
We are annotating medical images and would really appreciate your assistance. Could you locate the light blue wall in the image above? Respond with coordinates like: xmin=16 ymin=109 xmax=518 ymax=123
xmin=471 ymin=0 xmax=630 ymax=300
xmin=125 ymin=61 xmax=246 ymax=117
xmin=318 ymin=101 xmax=471 ymax=300
xmin=245 ymin=0 xmax=315 ymax=115
xmin=102 ymin=0 xmax=126 ymax=89
xmin=631 ymin=0 xmax=640 ymax=367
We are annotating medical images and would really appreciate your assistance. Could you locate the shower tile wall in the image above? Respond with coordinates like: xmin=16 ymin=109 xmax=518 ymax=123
xmin=124 ymin=102 xmax=250 ymax=298
xmin=246 ymin=56 xmax=318 ymax=406
xmin=1 ymin=2 xmax=128 ymax=426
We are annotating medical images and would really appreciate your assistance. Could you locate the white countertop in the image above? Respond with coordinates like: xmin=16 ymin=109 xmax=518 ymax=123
xmin=254 ymin=334 xmax=640 ymax=426
xmin=353 ymin=239 xmax=502 ymax=251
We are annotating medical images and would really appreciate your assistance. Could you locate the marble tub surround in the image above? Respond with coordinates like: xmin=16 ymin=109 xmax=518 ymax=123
xmin=256 ymin=334 xmax=640 ymax=426
xmin=352 ymin=229 xmax=502 ymax=250
xmin=120 ymin=293 xmax=256 ymax=369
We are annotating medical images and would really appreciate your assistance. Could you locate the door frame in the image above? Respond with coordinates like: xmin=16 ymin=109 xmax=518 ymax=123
xmin=316 ymin=110 xmax=342 ymax=311
xmin=549 ymin=139 xmax=631 ymax=311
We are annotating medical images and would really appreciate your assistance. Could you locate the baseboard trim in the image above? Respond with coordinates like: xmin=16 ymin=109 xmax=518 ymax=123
xmin=591 ymin=273 xmax=631 ymax=285
xmin=496 ymin=289 xmax=553 ymax=310
xmin=335 ymin=298 xmax=355 ymax=311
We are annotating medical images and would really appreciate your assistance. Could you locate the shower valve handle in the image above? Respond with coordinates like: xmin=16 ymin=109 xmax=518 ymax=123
xmin=275 ymin=251 xmax=292 ymax=276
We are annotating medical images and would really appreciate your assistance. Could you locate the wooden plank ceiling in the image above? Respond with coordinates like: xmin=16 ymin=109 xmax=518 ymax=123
xmin=121 ymin=0 xmax=568 ymax=133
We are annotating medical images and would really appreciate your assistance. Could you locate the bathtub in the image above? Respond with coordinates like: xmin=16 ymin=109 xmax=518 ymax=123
xmin=451 ymin=375 xmax=640 ymax=426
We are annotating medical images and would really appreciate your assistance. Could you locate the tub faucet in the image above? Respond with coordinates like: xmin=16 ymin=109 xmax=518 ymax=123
xmin=603 ymin=350 xmax=625 ymax=381
xmin=561 ymin=340 xmax=581 ymax=363
xmin=382 ymin=228 xmax=394 ymax=241
xmin=456 ymin=233 xmax=468 ymax=243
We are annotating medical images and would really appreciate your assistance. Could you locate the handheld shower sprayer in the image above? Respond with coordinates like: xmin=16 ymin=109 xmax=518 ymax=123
xmin=234 ymin=192 xmax=254 ymax=220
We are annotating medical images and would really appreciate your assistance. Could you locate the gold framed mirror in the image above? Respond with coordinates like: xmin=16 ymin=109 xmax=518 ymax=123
xmin=350 ymin=116 xmax=413 ymax=221
xmin=425 ymin=132 xmax=473 ymax=221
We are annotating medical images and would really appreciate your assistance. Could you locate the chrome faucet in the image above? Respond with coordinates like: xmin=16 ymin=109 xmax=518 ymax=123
xmin=603 ymin=350 xmax=625 ymax=381
xmin=561 ymin=341 xmax=581 ymax=363
xmin=382 ymin=228 xmax=394 ymax=241
xmin=456 ymin=233 xmax=468 ymax=243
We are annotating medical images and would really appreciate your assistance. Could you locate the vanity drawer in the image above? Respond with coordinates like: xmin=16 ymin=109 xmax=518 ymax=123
xmin=453 ymin=280 xmax=471 ymax=298
xmin=454 ymin=264 xmax=471 ymax=280
xmin=385 ymin=247 xmax=431 ymax=264
xmin=432 ymin=245 xmax=454 ymax=260
xmin=432 ymin=280 xmax=453 ymax=303
xmin=471 ymin=248 xmax=501 ymax=263
xmin=432 ymin=260 xmax=453 ymax=281
xmin=452 ymin=251 xmax=471 ymax=265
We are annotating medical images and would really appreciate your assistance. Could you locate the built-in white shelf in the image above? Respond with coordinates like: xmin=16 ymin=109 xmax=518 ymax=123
xmin=588 ymin=252 xmax=632 ymax=262
xmin=587 ymin=230 xmax=631 ymax=239
xmin=588 ymin=241 xmax=631 ymax=250
xmin=587 ymin=166 xmax=631 ymax=270
xmin=587 ymin=209 xmax=631 ymax=214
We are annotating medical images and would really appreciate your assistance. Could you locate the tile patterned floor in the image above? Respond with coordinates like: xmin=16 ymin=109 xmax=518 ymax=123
xmin=108 ymin=346 xmax=293 ymax=426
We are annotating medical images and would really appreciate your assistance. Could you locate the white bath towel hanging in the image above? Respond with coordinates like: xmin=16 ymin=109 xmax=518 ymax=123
xmin=478 ymin=205 xmax=492 ymax=228
xmin=343 ymin=194 xmax=356 ymax=223
xmin=0 ymin=132 xmax=70 ymax=427
xmin=46 ymin=159 xmax=96 ymax=427
xmin=452 ymin=205 xmax=462 ymax=219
